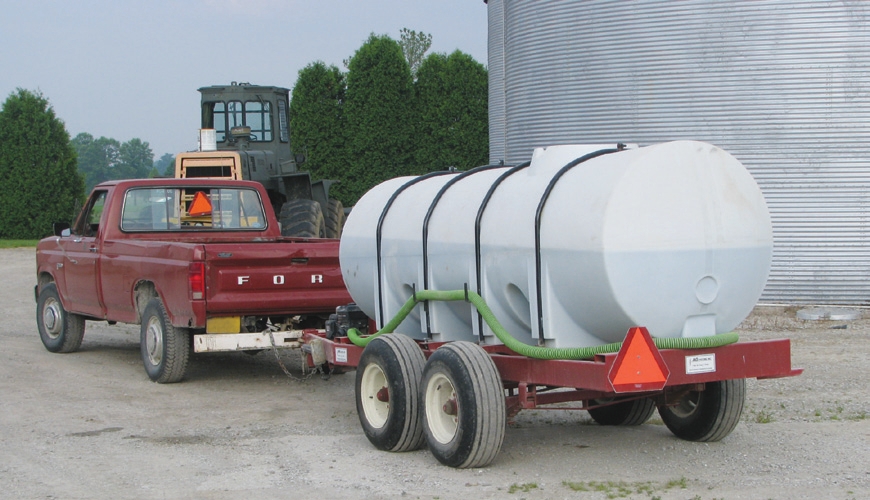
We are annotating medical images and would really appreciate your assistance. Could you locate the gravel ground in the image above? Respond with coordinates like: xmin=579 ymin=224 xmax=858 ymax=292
xmin=2 ymin=247 xmax=868 ymax=499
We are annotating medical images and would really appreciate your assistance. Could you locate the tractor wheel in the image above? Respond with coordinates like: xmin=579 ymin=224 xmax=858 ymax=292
xmin=279 ymin=199 xmax=324 ymax=238
xmin=36 ymin=283 xmax=85 ymax=353
xmin=355 ymin=334 xmax=427 ymax=452
xmin=658 ymin=379 xmax=745 ymax=441
xmin=588 ymin=398 xmax=656 ymax=426
xmin=323 ymin=198 xmax=345 ymax=239
xmin=421 ymin=342 xmax=505 ymax=468
xmin=140 ymin=298 xmax=190 ymax=384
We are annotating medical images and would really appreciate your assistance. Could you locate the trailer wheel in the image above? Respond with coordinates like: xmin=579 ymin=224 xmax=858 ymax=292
xmin=36 ymin=283 xmax=85 ymax=353
xmin=279 ymin=199 xmax=324 ymax=238
xmin=422 ymin=342 xmax=505 ymax=468
xmin=323 ymin=198 xmax=345 ymax=239
xmin=355 ymin=334 xmax=426 ymax=452
xmin=140 ymin=298 xmax=190 ymax=384
xmin=658 ymin=379 xmax=745 ymax=442
xmin=588 ymin=398 xmax=656 ymax=426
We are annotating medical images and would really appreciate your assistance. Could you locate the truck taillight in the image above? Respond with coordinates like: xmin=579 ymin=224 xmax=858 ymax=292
xmin=189 ymin=262 xmax=205 ymax=300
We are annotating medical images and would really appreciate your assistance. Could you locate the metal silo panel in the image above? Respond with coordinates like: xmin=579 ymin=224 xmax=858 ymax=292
xmin=488 ymin=0 xmax=507 ymax=164
xmin=491 ymin=0 xmax=870 ymax=305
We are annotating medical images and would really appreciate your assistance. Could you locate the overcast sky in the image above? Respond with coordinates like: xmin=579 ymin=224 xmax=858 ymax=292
xmin=2 ymin=0 xmax=489 ymax=158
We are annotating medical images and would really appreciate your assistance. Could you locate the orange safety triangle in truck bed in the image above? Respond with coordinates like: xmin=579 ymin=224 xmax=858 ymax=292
xmin=609 ymin=326 xmax=669 ymax=392
xmin=188 ymin=191 xmax=213 ymax=216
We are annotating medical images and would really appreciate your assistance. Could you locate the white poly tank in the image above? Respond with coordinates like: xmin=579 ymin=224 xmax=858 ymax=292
xmin=339 ymin=141 xmax=772 ymax=348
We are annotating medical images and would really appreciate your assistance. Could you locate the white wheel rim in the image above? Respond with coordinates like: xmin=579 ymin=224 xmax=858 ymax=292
xmin=145 ymin=316 xmax=164 ymax=366
xmin=42 ymin=298 xmax=63 ymax=339
xmin=360 ymin=363 xmax=389 ymax=428
xmin=425 ymin=372 xmax=458 ymax=444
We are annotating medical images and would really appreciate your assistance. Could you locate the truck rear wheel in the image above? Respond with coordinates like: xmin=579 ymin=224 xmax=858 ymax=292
xmin=279 ymin=199 xmax=324 ymax=238
xmin=658 ymin=379 xmax=745 ymax=441
xmin=588 ymin=398 xmax=656 ymax=426
xmin=323 ymin=198 xmax=345 ymax=239
xmin=421 ymin=342 xmax=505 ymax=468
xmin=36 ymin=283 xmax=85 ymax=353
xmin=355 ymin=334 xmax=426 ymax=452
xmin=140 ymin=298 xmax=190 ymax=384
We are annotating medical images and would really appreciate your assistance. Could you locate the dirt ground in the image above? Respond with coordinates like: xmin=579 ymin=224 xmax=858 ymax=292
xmin=2 ymin=247 xmax=868 ymax=500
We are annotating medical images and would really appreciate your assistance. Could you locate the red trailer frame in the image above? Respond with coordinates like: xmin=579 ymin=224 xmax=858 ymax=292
xmin=297 ymin=325 xmax=801 ymax=468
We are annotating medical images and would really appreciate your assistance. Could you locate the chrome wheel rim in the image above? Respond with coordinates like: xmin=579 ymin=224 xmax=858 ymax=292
xmin=42 ymin=298 xmax=63 ymax=339
xmin=144 ymin=316 xmax=164 ymax=366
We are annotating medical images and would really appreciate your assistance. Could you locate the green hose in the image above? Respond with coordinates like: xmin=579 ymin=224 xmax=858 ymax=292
xmin=347 ymin=289 xmax=738 ymax=359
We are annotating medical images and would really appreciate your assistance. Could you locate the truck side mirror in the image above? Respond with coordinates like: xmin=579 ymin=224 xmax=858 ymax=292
xmin=53 ymin=222 xmax=70 ymax=237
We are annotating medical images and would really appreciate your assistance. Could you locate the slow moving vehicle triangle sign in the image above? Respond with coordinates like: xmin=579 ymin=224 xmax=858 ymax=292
xmin=188 ymin=191 xmax=213 ymax=217
xmin=609 ymin=326 xmax=669 ymax=393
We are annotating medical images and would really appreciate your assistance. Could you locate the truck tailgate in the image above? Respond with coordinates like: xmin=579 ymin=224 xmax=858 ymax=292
xmin=204 ymin=239 xmax=350 ymax=315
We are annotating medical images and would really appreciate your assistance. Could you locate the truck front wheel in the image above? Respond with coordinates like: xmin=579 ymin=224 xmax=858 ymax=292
xmin=140 ymin=298 xmax=190 ymax=383
xmin=36 ymin=283 xmax=85 ymax=353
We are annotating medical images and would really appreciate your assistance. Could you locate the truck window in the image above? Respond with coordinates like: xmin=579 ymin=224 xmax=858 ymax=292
xmin=74 ymin=190 xmax=108 ymax=237
xmin=121 ymin=187 xmax=266 ymax=231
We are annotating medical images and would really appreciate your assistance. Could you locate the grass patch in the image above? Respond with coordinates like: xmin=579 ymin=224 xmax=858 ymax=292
xmin=562 ymin=477 xmax=687 ymax=498
xmin=753 ymin=408 xmax=775 ymax=424
xmin=812 ymin=402 xmax=865 ymax=421
xmin=508 ymin=482 xmax=538 ymax=494
xmin=0 ymin=239 xmax=38 ymax=248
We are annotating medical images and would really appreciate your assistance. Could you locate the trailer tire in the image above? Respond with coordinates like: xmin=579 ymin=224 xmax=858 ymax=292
xmin=36 ymin=283 xmax=85 ymax=353
xmin=355 ymin=334 xmax=426 ymax=452
xmin=588 ymin=398 xmax=656 ymax=426
xmin=279 ymin=199 xmax=324 ymax=238
xmin=323 ymin=198 xmax=345 ymax=239
xmin=658 ymin=379 xmax=745 ymax=442
xmin=422 ymin=342 xmax=505 ymax=468
xmin=140 ymin=298 xmax=190 ymax=384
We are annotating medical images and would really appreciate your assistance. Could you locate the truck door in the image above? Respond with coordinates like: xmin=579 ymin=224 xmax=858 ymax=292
xmin=59 ymin=190 xmax=107 ymax=318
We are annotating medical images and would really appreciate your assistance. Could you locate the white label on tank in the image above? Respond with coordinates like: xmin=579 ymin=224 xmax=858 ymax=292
xmin=686 ymin=354 xmax=716 ymax=374
xmin=335 ymin=347 xmax=348 ymax=364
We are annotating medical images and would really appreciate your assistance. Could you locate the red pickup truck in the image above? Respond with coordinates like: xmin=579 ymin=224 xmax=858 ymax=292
xmin=35 ymin=178 xmax=351 ymax=383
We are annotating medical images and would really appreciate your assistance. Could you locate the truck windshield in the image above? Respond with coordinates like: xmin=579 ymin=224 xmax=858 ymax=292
xmin=121 ymin=187 xmax=267 ymax=231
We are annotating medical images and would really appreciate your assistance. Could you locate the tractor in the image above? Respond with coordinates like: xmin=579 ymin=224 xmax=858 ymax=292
xmin=175 ymin=82 xmax=344 ymax=238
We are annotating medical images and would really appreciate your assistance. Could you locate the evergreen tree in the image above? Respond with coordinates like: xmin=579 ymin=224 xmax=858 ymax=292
xmin=289 ymin=62 xmax=346 ymax=184
xmin=415 ymin=51 xmax=489 ymax=172
xmin=0 ymin=89 xmax=84 ymax=239
xmin=342 ymin=34 xmax=416 ymax=205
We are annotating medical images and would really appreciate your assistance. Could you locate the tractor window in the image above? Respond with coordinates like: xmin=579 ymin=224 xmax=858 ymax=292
xmin=277 ymin=99 xmax=289 ymax=143
xmin=209 ymin=100 xmax=272 ymax=143
xmin=245 ymin=101 xmax=272 ymax=142
xmin=227 ymin=100 xmax=244 ymax=132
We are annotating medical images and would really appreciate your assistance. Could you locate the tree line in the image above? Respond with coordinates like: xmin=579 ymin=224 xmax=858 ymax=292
xmin=0 ymin=29 xmax=487 ymax=238
xmin=290 ymin=31 xmax=488 ymax=205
